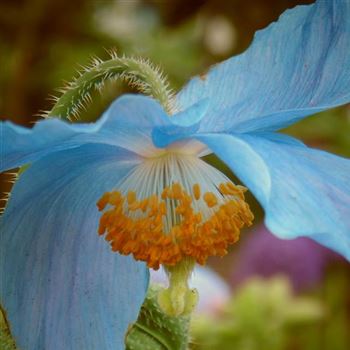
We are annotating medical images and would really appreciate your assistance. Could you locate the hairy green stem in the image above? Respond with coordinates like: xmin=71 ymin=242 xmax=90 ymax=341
xmin=47 ymin=54 xmax=175 ymax=120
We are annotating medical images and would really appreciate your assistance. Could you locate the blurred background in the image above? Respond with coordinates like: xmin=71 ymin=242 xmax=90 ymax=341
xmin=0 ymin=0 xmax=349 ymax=349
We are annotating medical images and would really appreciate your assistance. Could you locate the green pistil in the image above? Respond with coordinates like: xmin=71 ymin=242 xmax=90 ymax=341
xmin=157 ymin=259 xmax=199 ymax=317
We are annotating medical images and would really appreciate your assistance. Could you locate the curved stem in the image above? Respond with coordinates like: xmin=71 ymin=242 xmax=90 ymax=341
xmin=48 ymin=54 xmax=175 ymax=120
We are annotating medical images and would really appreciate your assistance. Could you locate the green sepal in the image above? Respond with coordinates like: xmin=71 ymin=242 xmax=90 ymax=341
xmin=0 ymin=308 xmax=17 ymax=350
xmin=0 ymin=330 xmax=16 ymax=350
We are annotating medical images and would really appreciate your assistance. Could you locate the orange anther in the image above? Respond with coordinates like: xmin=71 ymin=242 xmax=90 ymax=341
xmin=109 ymin=192 xmax=123 ymax=206
xmin=97 ymin=192 xmax=111 ymax=211
xmin=219 ymin=183 xmax=229 ymax=195
xmin=172 ymin=183 xmax=183 ymax=199
xmin=128 ymin=201 xmax=140 ymax=211
xmin=161 ymin=187 xmax=169 ymax=199
xmin=127 ymin=191 xmax=136 ymax=205
xmin=148 ymin=195 xmax=159 ymax=209
xmin=193 ymin=183 xmax=201 ymax=200
xmin=139 ymin=198 xmax=149 ymax=212
xmin=203 ymin=192 xmax=218 ymax=208
xmin=159 ymin=202 xmax=167 ymax=215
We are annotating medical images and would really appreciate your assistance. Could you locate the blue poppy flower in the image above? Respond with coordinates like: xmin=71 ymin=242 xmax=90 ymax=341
xmin=1 ymin=0 xmax=349 ymax=349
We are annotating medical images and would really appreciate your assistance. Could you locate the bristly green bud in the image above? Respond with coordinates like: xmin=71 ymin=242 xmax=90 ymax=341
xmin=46 ymin=52 xmax=175 ymax=121
xmin=125 ymin=285 xmax=191 ymax=350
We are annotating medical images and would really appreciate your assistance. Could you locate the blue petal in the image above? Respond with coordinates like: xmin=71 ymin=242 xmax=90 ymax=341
xmin=152 ymin=99 xmax=211 ymax=155
xmin=1 ymin=94 xmax=170 ymax=172
xmin=195 ymin=132 xmax=350 ymax=260
xmin=172 ymin=99 xmax=209 ymax=127
xmin=177 ymin=0 xmax=350 ymax=133
xmin=0 ymin=144 xmax=149 ymax=350
xmin=98 ymin=94 xmax=170 ymax=157
xmin=1 ymin=118 xmax=105 ymax=172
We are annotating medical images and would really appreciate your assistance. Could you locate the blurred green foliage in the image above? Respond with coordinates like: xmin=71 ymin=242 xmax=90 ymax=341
xmin=285 ymin=107 xmax=350 ymax=157
xmin=191 ymin=270 xmax=350 ymax=350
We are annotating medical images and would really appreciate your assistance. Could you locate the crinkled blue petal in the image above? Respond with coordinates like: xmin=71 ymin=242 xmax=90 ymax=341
xmin=195 ymin=132 xmax=350 ymax=260
xmin=97 ymin=94 xmax=170 ymax=157
xmin=0 ymin=144 xmax=149 ymax=350
xmin=1 ymin=118 xmax=105 ymax=172
xmin=151 ymin=98 xmax=211 ymax=155
xmin=177 ymin=0 xmax=350 ymax=133
xmin=102 ymin=95 xmax=211 ymax=156
xmin=171 ymin=99 xmax=209 ymax=128
xmin=1 ymin=94 xmax=171 ymax=172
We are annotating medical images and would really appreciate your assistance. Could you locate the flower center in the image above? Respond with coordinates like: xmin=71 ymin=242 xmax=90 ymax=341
xmin=96 ymin=153 xmax=253 ymax=315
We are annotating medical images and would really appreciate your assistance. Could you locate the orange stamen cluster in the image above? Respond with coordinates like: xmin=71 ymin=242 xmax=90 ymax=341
xmin=97 ymin=182 xmax=254 ymax=269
